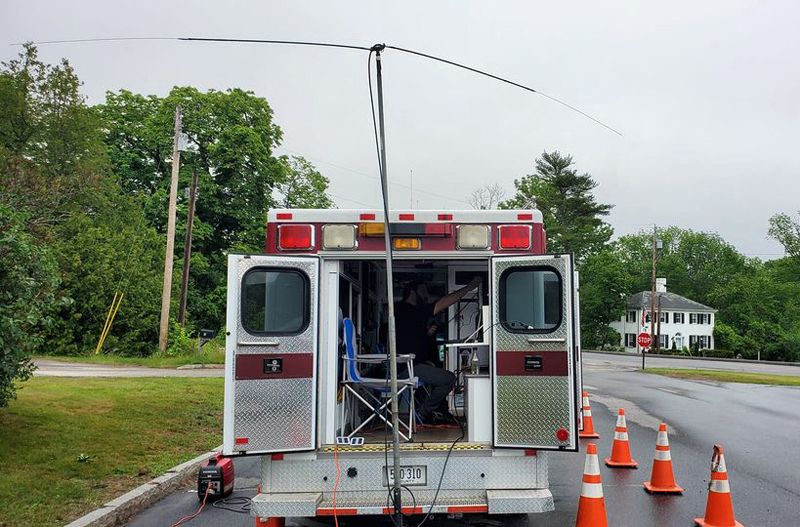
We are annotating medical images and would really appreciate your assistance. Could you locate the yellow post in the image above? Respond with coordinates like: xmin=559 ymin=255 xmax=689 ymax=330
xmin=97 ymin=292 xmax=124 ymax=354
xmin=95 ymin=292 xmax=119 ymax=355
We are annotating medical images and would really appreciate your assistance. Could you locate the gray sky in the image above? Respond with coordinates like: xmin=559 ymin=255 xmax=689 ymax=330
xmin=3 ymin=0 xmax=798 ymax=259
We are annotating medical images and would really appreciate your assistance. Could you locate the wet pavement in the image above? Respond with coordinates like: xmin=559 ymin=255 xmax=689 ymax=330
xmin=125 ymin=355 xmax=800 ymax=526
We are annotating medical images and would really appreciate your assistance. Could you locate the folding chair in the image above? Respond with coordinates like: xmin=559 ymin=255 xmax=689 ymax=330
xmin=340 ymin=318 xmax=417 ymax=441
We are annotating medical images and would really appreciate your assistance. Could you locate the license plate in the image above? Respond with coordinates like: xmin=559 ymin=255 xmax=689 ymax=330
xmin=382 ymin=465 xmax=427 ymax=486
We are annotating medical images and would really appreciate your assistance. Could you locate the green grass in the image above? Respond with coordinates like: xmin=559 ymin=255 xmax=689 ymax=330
xmin=33 ymin=339 xmax=226 ymax=368
xmin=0 ymin=377 xmax=224 ymax=527
xmin=643 ymin=368 xmax=800 ymax=386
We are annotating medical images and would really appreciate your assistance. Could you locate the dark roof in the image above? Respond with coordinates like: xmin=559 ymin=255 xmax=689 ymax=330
xmin=627 ymin=291 xmax=716 ymax=312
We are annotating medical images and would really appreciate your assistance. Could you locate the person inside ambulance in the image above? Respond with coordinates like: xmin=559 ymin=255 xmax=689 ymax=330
xmin=395 ymin=277 xmax=481 ymax=425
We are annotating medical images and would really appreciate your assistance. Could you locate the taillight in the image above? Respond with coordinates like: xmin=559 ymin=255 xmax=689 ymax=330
xmin=556 ymin=428 xmax=569 ymax=442
xmin=393 ymin=238 xmax=420 ymax=250
xmin=498 ymin=225 xmax=531 ymax=250
xmin=322 ymin=224 xmax=357 ymax=250
xmin=456 ymin=225 xmax=490 ymax=250
xmin=278 ymin=224 xmax=314 ymax=250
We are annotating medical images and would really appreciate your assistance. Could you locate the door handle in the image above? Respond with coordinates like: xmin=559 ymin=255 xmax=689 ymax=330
xmin=237 ymin=341 xmax=280 ymax=347
xmin=526 ymin=338 xmax=566 ymax=344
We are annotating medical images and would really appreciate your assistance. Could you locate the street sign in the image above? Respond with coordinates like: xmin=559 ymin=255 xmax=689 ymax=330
xmin=638 ymin=333 xmax=652 ymax=348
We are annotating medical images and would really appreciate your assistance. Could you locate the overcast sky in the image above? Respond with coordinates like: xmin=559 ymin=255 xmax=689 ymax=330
xmin=3 ymin=0 xmax=798 ymax=259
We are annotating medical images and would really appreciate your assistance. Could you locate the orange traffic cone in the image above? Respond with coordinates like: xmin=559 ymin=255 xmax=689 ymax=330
xmin=694 ymin=445 xmax=744 ymax=527
xmin=579 ymin=391 xmax=600 ymax=438
xmin=575 ymin=443 xmax=608 ymax=527
xmin=604 ymin=408 xmax=638 ymax=468
xmin=643 ymin=423 xmax=684 ymax=493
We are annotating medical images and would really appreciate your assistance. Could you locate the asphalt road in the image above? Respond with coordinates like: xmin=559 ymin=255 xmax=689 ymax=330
xmin=126 ymin=353 xmax=800 ymax=526
xmin=32 ymin=359 xmax=224 ymax=377
xmin=584 ymin=350 xmax=800 ymax=377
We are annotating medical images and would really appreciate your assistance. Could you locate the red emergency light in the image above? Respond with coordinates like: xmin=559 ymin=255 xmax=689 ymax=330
xmin=498 ymin=225 xmax=532 ymax=250
xmin=278 ymin=224 xmax=314 ymax=250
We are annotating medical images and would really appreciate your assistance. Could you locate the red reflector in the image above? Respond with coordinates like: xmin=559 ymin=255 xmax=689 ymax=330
xmin=276 ymin=213 xmax=292 ymax=220
xmin=556 ymin=428 xmax=569 ymax=442
xmin=498 ymin=225 xmax=531 ymax=249
xmin=525 ymin=449 xmax=538 ymax=456
xmin=438 ymin=214 xmax=453 ymax=221
xmin=398 ymin=213 xmax=415 ymax=221
xmin=517 ymin=213 xmax=533 ymax=220
xmin=235 ymin=437 xmax=249 ymax=444
xmin=271 ymin=454 xmax=284 ymax=460
xmin=424 ymin=224 xmax=453 ymax=236
xmin=360 ymin=213 xmax=376 ymax=220
xmin=279 ymin=224 xmax=313 ymax=250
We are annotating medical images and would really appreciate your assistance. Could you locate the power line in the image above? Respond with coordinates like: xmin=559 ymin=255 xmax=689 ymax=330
xmin=179 ymin=37 xmax=370 ymax=52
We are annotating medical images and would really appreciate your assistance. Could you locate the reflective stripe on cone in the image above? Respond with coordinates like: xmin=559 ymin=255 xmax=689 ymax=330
xmin=604 ymin=408 xmax=638 ymax=468
xmin=643 ymin=422 xmax=684 ymax=493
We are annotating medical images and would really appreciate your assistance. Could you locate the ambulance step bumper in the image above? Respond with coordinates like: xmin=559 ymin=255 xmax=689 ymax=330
xmin=250 ymin=489 xmax=553 ymax=518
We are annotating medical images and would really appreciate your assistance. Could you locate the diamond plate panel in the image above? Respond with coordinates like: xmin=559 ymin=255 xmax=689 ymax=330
xmin=251 ymin=493 xmax=321 ymax=517
xmin=493 ymin=256 xmax=569 ymax=353
xmin=495 ymin=376 xmax=571 ymax=447
xmin=487 ymin=489 xmax=554 ymax=514
xmin=263 ymin=453 xmax=543 ymax=493
xmin=235 ymin=257 xmax=318 ymax=355
xmin=234 ymin=378 xmax=314 ymax=452
xmin=317 ymin=490 xmax=486 ymax=508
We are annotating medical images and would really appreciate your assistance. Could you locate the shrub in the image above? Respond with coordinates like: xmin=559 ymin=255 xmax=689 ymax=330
xmin=700 ymin=348 xmax=735 ymax=359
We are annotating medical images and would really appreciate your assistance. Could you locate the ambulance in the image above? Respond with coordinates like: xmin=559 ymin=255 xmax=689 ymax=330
xmin=223 ymin=208 xmax=583 ymax=525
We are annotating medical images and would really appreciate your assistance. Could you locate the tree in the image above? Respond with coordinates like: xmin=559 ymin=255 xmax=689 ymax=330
xmin=579 ymin=248 xmax=631 ymax=349
xmin=275 ymin=156 xmax=334 ymax=209
xmin=500 ymin=151 xmax=613 ymax=262
xmin=467 ymin=182 xmax=506 ymax=210
xmin=768 ymin=211 xmax=800 ymax=260
xmin=96 ymin=87 xmax=333 ymax=330
xmin=0 ymin=206 xmax=60 ymax=405
xmin=0 ymin=44 xmax=108 ymax=228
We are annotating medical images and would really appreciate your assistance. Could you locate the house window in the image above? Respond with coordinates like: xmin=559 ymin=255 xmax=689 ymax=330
xmin=626 ymin=310 xmax=637 ymax=323
xmin=673 ymin=312 xmax=684 ymax=324
xmin=689 ymin=335 xmax=712 ymax=348
xmin=659 ymin=311 xmax=669 ymax=323
xmin=689 ymin=313 xmax=697 ymax=324
xmin=625 ymin=333 xmax=637 ymax=348
xmin=659 ymin=334 xmax=669 ymax=348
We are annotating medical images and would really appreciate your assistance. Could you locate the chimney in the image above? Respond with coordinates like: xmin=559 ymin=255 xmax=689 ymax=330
xmin=656 ymin=278 xmax=667 ymax=293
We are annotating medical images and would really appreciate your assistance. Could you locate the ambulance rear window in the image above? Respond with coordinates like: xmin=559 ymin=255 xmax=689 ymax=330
xmin=241 ymin=268 xmax=309 ymax=335
xmin=499 ymin=267 xmax=561 ymax=332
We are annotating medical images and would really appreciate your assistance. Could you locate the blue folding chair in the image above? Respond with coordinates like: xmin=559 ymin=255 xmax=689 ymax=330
xmin=340 ymin=318 xmax=417 ymax=440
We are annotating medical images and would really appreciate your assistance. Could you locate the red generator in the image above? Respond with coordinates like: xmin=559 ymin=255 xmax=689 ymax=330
xmin=197 ymin=454 xmax=234 ymax=500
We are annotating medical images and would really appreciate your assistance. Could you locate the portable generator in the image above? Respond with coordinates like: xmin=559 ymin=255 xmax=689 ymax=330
xmin=197 ymin=454 xmax=234 ymax=500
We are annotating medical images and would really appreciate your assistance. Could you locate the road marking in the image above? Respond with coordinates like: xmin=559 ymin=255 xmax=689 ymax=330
xmin=583 ymin=385 xmax=598 ymax=391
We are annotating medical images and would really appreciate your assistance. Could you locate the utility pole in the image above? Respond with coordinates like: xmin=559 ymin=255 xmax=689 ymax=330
xmin=178 ymin=169 xmax=198 ymax=326
xmin=373 ymin=45 xmax=403 ymax=522
xmin=409 ymin=169 xmax=413 ymax=209
xmin=645 ymin=224 xmax=657 ymax=369
xmin=159 ymin=106 xmax=182 ymax=352
xmin=656 ymin=294 xmax=662 ymax=353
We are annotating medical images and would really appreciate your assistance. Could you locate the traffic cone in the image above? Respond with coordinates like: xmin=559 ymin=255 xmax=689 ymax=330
xmin=579 ymin=391 xmax=600 ymax=438
xmin=604 ymin=408 xmax=638 ymax=468
xmin=694 ymin=445 xmax=743 ymax=527
xmin=575 ymin=443 xmax=608 ymax=527
xmin=643 ymin=423 xmax=684 ymax=493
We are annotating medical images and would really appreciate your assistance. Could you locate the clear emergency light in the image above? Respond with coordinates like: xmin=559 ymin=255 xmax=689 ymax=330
xmin=498 ymin=225 xmax=532 ymax=250
xmin=456 ymin=225 xmax=490 ymax=250
xmin=322 ymin=224 xmax=357 ymax=250
xmin=277 ymin=224 xmax=314 ymax=250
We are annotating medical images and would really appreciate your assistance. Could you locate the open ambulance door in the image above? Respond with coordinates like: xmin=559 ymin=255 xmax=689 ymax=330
xmin=223 ymin=254 xmax=319 ymax=455
xmin=491 ymin=254 xmax=579 ymax=451
xmin=574 ymin=270 xmax=584 ymax=431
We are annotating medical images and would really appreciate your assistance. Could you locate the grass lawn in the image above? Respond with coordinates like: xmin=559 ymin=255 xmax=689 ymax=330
xmin=643 ymin=368 xmax=800 ymax=386
xmin=0 ymin=377 xmax=223 ymax=527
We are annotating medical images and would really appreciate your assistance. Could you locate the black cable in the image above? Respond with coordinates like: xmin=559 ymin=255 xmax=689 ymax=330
xmin=179 ymin=37 xmax=370 ymax=51
xmin=384 ymin=44 xmax=622 ymax=136
xmin=210 ymin=496 xmax=252 ymax=514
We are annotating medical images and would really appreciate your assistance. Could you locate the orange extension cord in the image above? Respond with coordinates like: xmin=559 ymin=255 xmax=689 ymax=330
xmin=171 ymin=486 xmax=211 ymax=527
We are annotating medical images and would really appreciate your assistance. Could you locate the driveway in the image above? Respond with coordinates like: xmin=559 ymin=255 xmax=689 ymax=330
xmin=32 ymin=359 xmax=224 ymax=378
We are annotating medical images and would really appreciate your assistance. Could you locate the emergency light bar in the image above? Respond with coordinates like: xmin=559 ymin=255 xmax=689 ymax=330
xmin=278 ymin=224 xmax=314 ymax=250
xmin=322 ymin=224 xmax=357 ymax=250
xmin=456 ymin=225 xmax=491 ymax=250
xmin=498 ymin=225 xmax=532 ymax=250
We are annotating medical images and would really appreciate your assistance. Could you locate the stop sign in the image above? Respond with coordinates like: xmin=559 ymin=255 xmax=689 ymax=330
xmin=638 ymin=333 xmax=652 ymax=348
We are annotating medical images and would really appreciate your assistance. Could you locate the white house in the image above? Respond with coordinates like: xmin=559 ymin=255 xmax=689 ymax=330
xmin=609 ymin=278 xmax=716 ymax=353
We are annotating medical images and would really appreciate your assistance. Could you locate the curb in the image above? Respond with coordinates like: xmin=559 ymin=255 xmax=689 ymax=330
xmin=64 ymin=445 xmax=222 ymax=527
xmin=583 ymin=349 xmax=800 ymax=367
